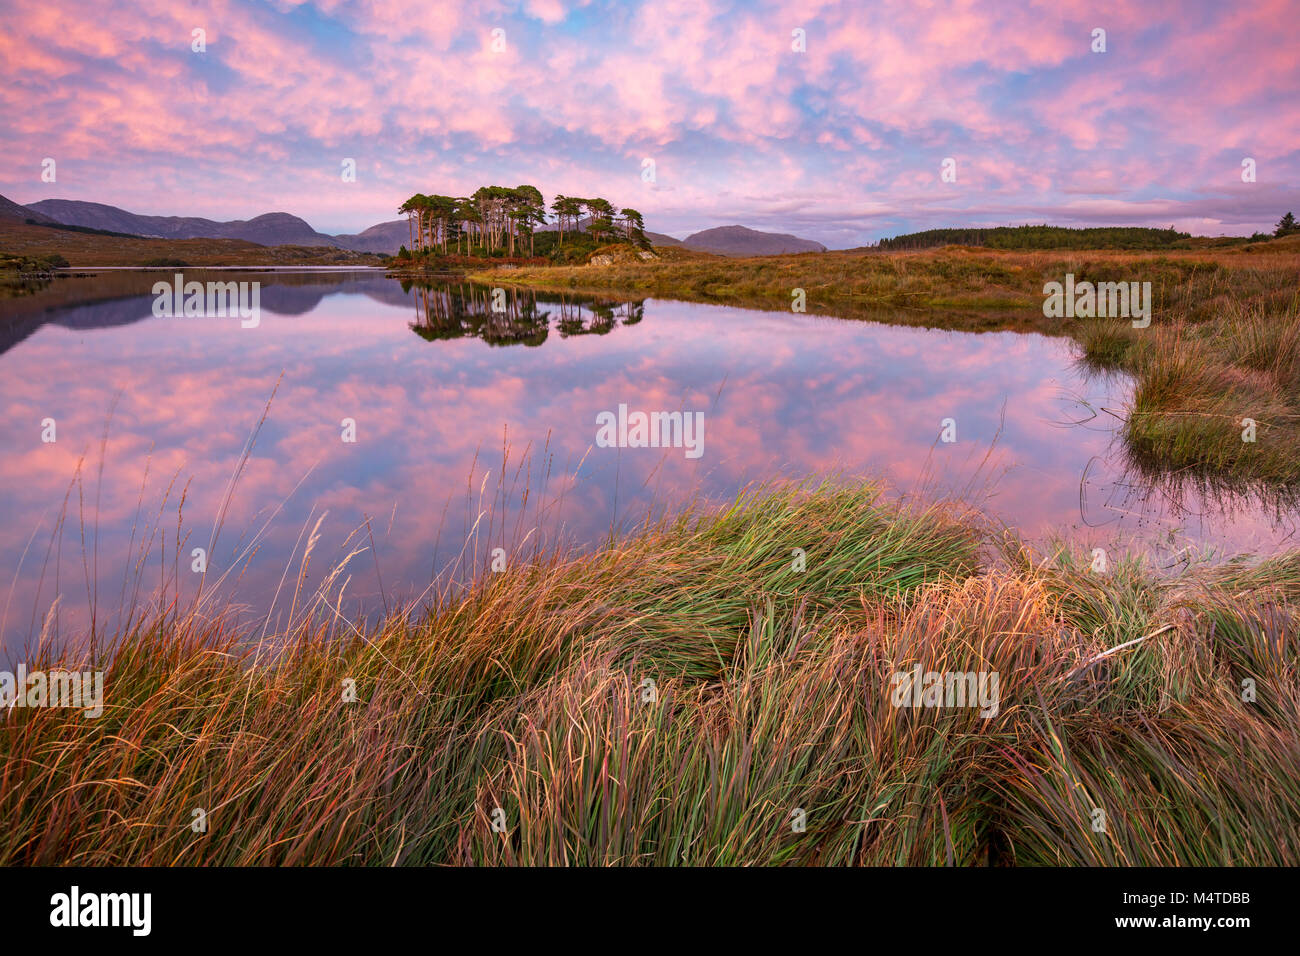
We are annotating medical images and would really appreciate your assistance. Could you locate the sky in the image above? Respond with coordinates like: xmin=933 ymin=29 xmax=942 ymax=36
xmin=2 ymin=0 xmax=1298 ymax=247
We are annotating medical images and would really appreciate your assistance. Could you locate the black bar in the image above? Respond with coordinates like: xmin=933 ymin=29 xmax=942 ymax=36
xmin=3 ymin=866 xmax=1270 ymax=943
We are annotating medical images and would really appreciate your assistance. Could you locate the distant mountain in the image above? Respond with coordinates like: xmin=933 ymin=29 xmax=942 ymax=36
xmin=0 ymin=194 xmax=59 ymax=224
xmin=682 ymin=225 xmax=825 ymax=256
xmin=537 ymin=216 xmax=593 ymax=234
xmin=332 ymin=219 xmax=411 ymax=254
xmin=25 ymin=200 xmax=343 ymax=248
xmin=540 ymin=220 xmax=684 ymax=248
xmin=645 ymin=231 xmax=684 ymax=247
xmin=544 ymin=221 xmax=818 ymax=256
xmin=15 ymin=198 xmax=825 ymax=257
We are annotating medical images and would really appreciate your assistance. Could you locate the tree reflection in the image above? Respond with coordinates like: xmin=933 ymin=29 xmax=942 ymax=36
xmin=400 ymin=278 xmax=645 ymax=347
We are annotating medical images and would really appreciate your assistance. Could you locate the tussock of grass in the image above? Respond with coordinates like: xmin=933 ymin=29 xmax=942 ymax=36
xmin=2 ymin=482 xmax=1298 ymax=865
xmin=1125 ymin=293 xmax=1300 ymax=484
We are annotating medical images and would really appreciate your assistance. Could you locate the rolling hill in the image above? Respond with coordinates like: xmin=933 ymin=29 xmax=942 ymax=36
xmin=680 ymin=225 xmax=826 ymax=256
xmin=0 ymin=195 xmax=59 ymax=224
xmin=12 ymin=196 xmax=829 ymax=258
xmin=26 ymin=200 xmax=342 ymax=247
xmin=332 ymin=219 xmax=411 ymax=253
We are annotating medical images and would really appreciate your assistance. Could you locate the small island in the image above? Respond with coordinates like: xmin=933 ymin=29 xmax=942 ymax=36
xmin=392 ymin=185 xmax=650 ymax=267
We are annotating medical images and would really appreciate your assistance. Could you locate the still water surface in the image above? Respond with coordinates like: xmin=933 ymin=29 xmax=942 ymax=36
xmin=1 ymin=269 xmax=1295 ymax=652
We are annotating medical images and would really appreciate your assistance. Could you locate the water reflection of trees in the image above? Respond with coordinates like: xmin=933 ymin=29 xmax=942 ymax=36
xmin=400 ymin=279 xmax=645 ymax=347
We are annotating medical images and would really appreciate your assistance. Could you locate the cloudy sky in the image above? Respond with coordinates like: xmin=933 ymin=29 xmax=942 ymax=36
xmin=3 ymin=0 xmax=1297 ymax=246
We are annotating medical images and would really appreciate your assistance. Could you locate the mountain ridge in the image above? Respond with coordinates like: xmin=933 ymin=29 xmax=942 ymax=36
xmin=11 ymin=197 xmax=827 ymax=257
xmin=0 ymin=195 xmax=60 ymax=224
xmin=25 ymin=200 xmax=342 ymax=248
xmin=680 ymin=225 xmax=826 ymax=256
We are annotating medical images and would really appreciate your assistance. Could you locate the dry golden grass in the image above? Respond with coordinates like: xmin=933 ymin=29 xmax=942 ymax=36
xmin=2 ymin=481 xmax=1299 ymax=866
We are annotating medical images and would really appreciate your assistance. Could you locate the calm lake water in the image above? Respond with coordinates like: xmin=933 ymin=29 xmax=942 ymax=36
xmin=2 ymin=269 xmax=1297 ymax=653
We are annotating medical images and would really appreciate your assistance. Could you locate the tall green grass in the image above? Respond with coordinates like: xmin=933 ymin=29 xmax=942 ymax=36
xmin=2 ymin=481 xmax=1298 ymax=866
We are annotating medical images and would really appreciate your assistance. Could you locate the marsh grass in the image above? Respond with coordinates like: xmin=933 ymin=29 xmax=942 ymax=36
xmin=1124 ymin=291 xmax=1300 ymax=485
xmin=2 ymin=479 xmax=1298 ymax=866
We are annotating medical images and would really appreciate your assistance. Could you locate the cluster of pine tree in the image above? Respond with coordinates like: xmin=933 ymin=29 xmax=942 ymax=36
xmin=396 ymin=186 xmax=646 ymax=259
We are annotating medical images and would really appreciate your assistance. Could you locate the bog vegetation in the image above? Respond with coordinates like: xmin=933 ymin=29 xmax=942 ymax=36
xmin=4 ymin=481 xmax=1298 ymax=865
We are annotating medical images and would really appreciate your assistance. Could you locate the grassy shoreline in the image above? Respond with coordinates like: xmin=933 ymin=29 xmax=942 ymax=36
xmin=4 ymin=480 xmax=1298 ymax=866
xmin=471 ymin=246 xmax=1300 ymax=486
